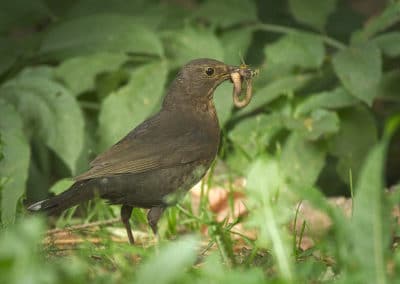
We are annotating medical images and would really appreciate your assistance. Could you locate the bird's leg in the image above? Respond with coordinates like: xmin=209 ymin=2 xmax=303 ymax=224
xmin=121 ymin=205 xmax=134 ymax=245
xmin=147 ymin=207 xmax=165 ymax=236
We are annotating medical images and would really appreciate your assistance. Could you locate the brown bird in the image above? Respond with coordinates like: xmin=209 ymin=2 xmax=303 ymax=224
xmin=28 ymin=58 xmax=243 ymax=244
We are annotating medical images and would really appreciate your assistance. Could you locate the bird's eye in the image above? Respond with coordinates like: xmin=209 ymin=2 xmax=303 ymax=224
xmin=205 ymin=67 xmax=214 ymax=76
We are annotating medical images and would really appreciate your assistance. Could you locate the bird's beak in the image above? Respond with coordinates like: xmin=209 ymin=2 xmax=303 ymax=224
xmin=228 ymin=64 xmax=254 ymax=79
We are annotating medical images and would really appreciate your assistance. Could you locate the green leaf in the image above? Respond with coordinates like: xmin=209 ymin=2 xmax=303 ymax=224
xmin=135 ymin=236 xmax=199 ymax=284
xmin=246 ymin=157 xmax=293 ymax=280
xmin=55 ymin=52 xmax=128 ymax=95
xmin=0 ymin=38 xmax=18 ymax=76
xmin=0 ymin=0 xmax=51 ymax=34
xmin=213 ymin=82 xmax=234 ymax=127
xmin=377 ymin=70 xmax=400 ymax=99
xmin=193 ymin=0 xmax=258 ymax=28
xmin=236 ymin=74 xmax=314 ymax=116
xmin=328 ymin=106 xmax=378 ymax=184
xmin=48 ymin=178 xmax=74 ymax=195
xmin=332 ymin=43 xmax=382 ymax=105
xmin=264 ymin=32 xmax=325 ymax=69
xmin=162 ymin=27 xmax=224 ymax=68
xmin=295 ymin=87 xmax=358 ymax=115
xmin=351 ymin=141 xmax=389 ymax=284
xmin=220 ymin=27 xmax=254 ymax=64
xmin=98 ymin=61 xmax=168 ymax=150
xmin=0 ymin=100 xmax=30 ymax=225
xmin=0 ymin=67 xmax=85 ymax=174
xmin=286 ymin=109 xmax=340 ymax=141
xmin=288 ymin=0 xmax=337 ymax=31
xmin=280 ymin=133 xmax=326 ymax=187
xmin=65 ymin=0 xmax=167 ymax=30
xmin=374 ymin=32 xmax=400 ymax=57
xmin=229 ymin=114 xmax=283 ymax=157
xmin=351 ymin=2 xmax=400 ymax=43
xmin=39 ymin=14 xmax=163 ymax=60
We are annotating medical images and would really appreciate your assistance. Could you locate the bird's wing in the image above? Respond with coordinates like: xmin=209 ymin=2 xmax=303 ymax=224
xmin=75 ymin=112 xmax=217 ymax=181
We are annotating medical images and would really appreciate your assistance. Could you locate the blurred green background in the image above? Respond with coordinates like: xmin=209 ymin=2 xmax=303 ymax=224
xmin=0 ymin=0 xmax=399 ymax=283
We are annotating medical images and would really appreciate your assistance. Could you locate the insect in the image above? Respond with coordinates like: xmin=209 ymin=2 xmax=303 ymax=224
xmin=230 ymin=64 xmax=259 ymax=108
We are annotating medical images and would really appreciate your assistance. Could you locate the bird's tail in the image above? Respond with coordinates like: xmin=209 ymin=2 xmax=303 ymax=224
xmin=27 ymin=180 xmax=101 ymax=214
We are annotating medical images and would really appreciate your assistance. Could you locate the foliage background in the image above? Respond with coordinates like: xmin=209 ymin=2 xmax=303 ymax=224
xmin=0 ymin=0 xmax=399 ymax=283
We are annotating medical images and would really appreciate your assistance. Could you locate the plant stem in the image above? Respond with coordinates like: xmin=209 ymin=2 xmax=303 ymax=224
xmin=254 ymin=23 xmax=347 ymax=50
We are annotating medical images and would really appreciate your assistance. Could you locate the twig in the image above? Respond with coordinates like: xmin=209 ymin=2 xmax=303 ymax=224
xmin=254 ymin=23 xmax=347 ymax=50
xmin=46 ymin=218 xmax=120 ymax=235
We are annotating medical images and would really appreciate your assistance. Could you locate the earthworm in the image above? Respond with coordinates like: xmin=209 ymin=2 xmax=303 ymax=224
xmin=231 ymin=72 xmax=253 ymax=108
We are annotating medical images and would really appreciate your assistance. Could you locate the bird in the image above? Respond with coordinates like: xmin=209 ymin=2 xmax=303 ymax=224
xmin=28 ymin=58 xmax=242 ymax=244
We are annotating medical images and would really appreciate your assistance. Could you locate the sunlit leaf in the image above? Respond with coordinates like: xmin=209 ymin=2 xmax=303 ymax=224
xmin=0 ymin=100 xmax=30 ymax=225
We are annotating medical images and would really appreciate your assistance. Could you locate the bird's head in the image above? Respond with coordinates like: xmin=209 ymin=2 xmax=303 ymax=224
xmin=163 ymin=58 xmax=239 ymax=108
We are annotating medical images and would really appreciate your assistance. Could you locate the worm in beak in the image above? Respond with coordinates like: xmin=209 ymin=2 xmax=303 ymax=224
xmin=230 ymin=65 xmax=258 ymax=108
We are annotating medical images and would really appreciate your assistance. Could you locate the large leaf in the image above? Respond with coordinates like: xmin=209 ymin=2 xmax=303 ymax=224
xmin=193 ymin=0 xmax=258 ymax=28
xmin=236 ymin=74 xmax=314 ymax=116
xmin=213 ymin=82 xmax=234 ymax=127
xmin=229 ymin=113 xmax=283 ymax=157
xmin=351 ymin=2 xmax=400 ymax=43
xmin=135 ymin=236 xmax=199 ymax=284
xmin=328 ymin=106 xmax=378 ymax=184
xmin=286 ymin=109 xmax=340 ymax=141
xmin=351 ymin=141 xmax=389 ymax=283
xmin=220 ymin=27 xmax=254 ymax=64
xmin=246 ymin=157 xmax=293 ymax=280
xmin=0 ymin=38 xmax=18 ymax=76
xmin=264 ymin=32 xmax=325 ymax=69
xmin=373 ymin=32 xmax=400 ymax=57
xmin=162 ymin=27 xmax=224 ymax=68
xmin=0 ymin=67 xmax=85 ymax=174
xmin=377 ymin=70 xmax=400 ymax=99
xmin=0 ymin=0 xmax=51 ymax=34
xmin=295 ymin=87 xmax=358 ymax=115
xmin=39 ymin=13 xmax=163 ymax=60
xmin=280 ymin=133 xmax=326 ymax=187
xmin=332 ymin=43 xmax=382 ymax=105
xmin=288 ymin=0 xmax=337 ymax=31
xmin=0 ymin=100 xmax=30 ymax=225
xmin=65 ymin=0 xmax=166 ymax=29
xmin=98 ymin=61 xmax=168 ymax=150
xmin=55 ymin=52 xmax=128 ymax=96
